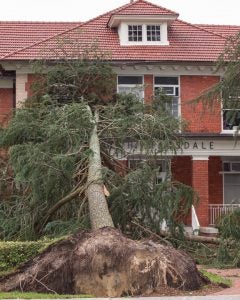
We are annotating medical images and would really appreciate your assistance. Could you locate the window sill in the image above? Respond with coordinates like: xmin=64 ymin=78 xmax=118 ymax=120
xmin=120 ymin=41 xmax=170 ymax=46
xmin=221 ymin=130 xmax=239 ymax=135
xmin=219 ymin=171 xmax=240 ymax=174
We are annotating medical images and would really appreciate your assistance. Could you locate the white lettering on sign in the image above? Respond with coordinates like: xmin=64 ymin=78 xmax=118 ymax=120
xmin=183 ymin=141 xmax=214 ymax=150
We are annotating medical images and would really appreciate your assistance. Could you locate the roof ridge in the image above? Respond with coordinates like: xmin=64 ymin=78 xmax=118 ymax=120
xmin=137 ymin=0 xmax=178 ymax=15
xmin=176 ymin=18 xmax=227 ymax=39
xmin=1 ymin=1 xmax=133 ymax=60
xmin=195 ymin=23 xmax=240 ymax=27
xmin=110 ymin=0 xmax=142 ymax=14
xmin=113 ymin=0 xmax=178 ymax=16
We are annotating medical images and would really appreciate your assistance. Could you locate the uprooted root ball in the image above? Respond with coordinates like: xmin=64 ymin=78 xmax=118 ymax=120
xmin=0 ymin=227 xmax=204 ymax=297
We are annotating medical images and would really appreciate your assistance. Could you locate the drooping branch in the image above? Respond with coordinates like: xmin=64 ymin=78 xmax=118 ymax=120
xmin=41 ymin=185 xmax=86 ymax=230
xmin=132 ymin=221 xmax=220 ymax=244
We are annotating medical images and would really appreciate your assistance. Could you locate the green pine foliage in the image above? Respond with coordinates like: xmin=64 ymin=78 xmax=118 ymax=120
xmin=212 ymin=210 xmax=240 ymax=267
xmin=109 ymin=163 xmax=197 ymax=236
xmin=0 ymin=103 xmax=92 ymax=240
xmin=218 ymin=209 xmax=240 ymax=240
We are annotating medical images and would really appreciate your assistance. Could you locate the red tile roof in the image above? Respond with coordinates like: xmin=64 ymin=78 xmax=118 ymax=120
xmin=0 ymin=21 xmax=81 ymax=58
xmin=196 ymin=24 xmax=240 ymax=38
xmin=0 ymin=0 xmax=239 ymax=63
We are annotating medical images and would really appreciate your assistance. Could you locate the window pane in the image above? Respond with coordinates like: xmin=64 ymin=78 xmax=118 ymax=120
xmin=118 ymin=76 xmax=143 ymax=85
xmin=155 ymin=77 xmax=178 ymax=85
xmin=232 ymin=163 xmax=240 ymax=172
xmin=224 ymin=174 xmax=240 ymax=204
xmin=223 ymin=110 xmax=240 ymax=130
xmin=146 ymin=25 xmax=161 ymax=41
xmin=118 ymin=86 xmax=143 ymax=99
xmin=165 ymin=96 xmax=178 ymax=117
xmin=161 ymin=86 xmax=174 ymax=95
xmin=128 ymin=25 xmax=142 ymax=42
xmin=154 ymin=77 xmax=179 ymax=118
xmin=175 ymin=87 xmax=179 ymax=96
xmin=223 ymin=162 xmax=231 ymax=172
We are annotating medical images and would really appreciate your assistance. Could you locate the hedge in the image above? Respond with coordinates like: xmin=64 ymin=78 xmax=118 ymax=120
xmin=0 ymin=239 xmax=55 ymax=273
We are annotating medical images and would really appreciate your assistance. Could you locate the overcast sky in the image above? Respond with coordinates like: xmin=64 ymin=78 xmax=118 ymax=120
xmin=0 ymin=0 xmax=239 ymax=25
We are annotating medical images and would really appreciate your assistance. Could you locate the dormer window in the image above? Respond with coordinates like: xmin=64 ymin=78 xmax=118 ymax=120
xmin=127 ymin=24 xmax=162 ymax=43
xmin=118 ymin=22 xmax=169 ymax=46
xmin=128 ymin=25 xmax=142 ymax=42
xmin=126 ymin=24 xmax=163 ymax=44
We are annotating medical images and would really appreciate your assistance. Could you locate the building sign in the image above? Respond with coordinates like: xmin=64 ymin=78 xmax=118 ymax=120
xmin=114 ymin=138 xmax=240 ymax=159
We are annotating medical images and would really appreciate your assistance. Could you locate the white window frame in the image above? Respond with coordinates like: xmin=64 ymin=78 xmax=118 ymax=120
xmin=117 ymin=75 xmax=144 ymax=100
xmin=128 ymin=157 xmax=170 ymax=184
xmin=222 ymin=160 xmax=240 ymax=204
xmin=221 ymin=90 xmax=240 ymax=133
xmin=223 ymin=161 xmax=240 ymax=174
xmin=221 ymin=108 xmax=240 ymax=133
xmin=154 ymin=76 xmax=180 ymax=118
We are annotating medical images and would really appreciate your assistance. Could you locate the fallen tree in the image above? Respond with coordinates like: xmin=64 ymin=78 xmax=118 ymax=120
xmin=0 ymin=42 xmax=203 ymax=295
xmin=0 ymin=227 xmax=205 ymax=297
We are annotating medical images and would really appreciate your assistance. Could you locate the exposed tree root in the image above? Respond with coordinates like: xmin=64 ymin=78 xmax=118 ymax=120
xmin=0 ymin=227 xmax=205 ymax=297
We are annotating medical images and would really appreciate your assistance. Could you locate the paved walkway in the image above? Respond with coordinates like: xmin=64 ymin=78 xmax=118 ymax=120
xmin=145 ymin=297 xmax=240 ymax=299
xmin=206 ymin=268 xmax=240 ymax=296
xmin=10 ymin=298 xmax=240 ymax=300
xmin=82 ymin=297 xmax=240 ymax=299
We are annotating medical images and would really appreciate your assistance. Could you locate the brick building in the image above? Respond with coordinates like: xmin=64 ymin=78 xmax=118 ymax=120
xmin=0 ymin=0 xmax=240 ymax=229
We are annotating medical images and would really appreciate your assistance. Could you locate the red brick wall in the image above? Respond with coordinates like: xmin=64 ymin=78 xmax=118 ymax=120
xmin=209 ymin=156 xmax=223 ymax=205
xmin=181 ymin=75 xmax=221 ymax=133
xmin=171 ymin=156 xmax=192 ymax=185
xmin=171 ymin=156 xmax=192 ymax=225
xmin=144 ymin=75 xmax=153 ymax=105
xmin=172 ymin=156 xmax=223 ymax=226
xmin=25 ymin=74 xmax=39 ymax=97
xmin=192 ymin=159 xmax=209 ymax=226
xmin=0 ymin=88 xmax=14 ymax=126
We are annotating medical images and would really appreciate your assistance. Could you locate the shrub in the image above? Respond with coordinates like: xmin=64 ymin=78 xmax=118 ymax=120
xmin=0 ymin=239 xmax=55 ymax=273
xmin=217 ymin=209 xmax=240 ymax=240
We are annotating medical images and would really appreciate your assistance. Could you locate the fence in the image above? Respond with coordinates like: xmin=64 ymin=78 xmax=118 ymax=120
xmin=209 ymin=204 xmax=240 ymax=226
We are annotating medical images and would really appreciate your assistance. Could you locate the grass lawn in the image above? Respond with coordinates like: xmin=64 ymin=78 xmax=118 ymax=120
xmin=200 ymin=269 xmax=232 ymax=287
xmin=0 ymin=292 xmax=92 ymax=299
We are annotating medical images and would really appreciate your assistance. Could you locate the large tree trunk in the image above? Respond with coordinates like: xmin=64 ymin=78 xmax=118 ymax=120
xmin=86 ymin=108 xmax=114 ymax=229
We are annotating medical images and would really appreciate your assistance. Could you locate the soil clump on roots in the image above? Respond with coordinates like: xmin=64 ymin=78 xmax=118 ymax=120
xmin=0 ymin=227 xmax=205 ymax=297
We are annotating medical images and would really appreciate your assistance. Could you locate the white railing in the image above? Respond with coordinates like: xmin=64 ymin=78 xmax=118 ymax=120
xmin=209 ymin=204 xmax=240 ymax=226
